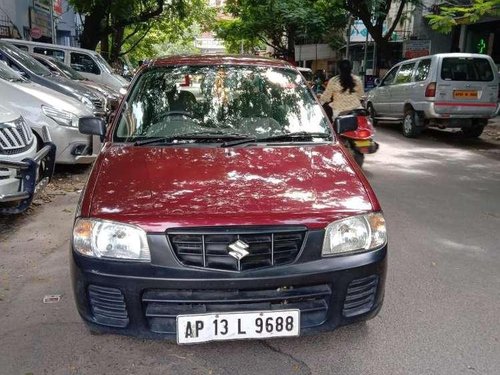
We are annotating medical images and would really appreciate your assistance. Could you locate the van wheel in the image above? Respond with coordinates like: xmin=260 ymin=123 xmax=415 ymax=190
xmin=402 ymin=109 xmax=421 ymax=138
xmin=367 ymin=103 xmax=378 ymax=126
xmin=462 ymin=125 xmax=485 ymax=138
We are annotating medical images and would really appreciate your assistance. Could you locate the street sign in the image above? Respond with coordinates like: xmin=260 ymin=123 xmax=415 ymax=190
xmin=30 ymin=27 xmax=42 ymax=40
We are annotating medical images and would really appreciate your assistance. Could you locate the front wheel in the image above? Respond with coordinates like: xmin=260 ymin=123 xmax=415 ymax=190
xmin=353 ymin=150 xmax=365 ymax=167
xmin=402 ymin=109 xmax=422 ymax=138
xmin=367 ymin=103 xmax=378 ymax=126
xmin=345 ymin=140 xmax=365 ymax=167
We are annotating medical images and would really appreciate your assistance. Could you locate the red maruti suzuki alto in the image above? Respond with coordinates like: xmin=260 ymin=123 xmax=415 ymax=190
xmin=71 ymin=56 xmax=387 ymax=344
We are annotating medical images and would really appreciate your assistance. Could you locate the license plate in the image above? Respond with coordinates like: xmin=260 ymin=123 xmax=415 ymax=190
xmin=453 ymin=90 xmax=478 ymax=99
xmin=353 ymin=140 xmax=372 ymax=147
xmin=176 ymin=310 xmax=300 ymax=344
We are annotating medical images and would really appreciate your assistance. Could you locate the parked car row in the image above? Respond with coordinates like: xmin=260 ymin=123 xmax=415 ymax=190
xmin=0 ymin=39 xmax=125 ymax=214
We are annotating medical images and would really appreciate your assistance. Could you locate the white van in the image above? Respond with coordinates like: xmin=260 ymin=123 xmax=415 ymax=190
xmin=1 ymin=39 xmax=129 ymax=91
xmin=366 ymin=53 xmax=499 ymax=137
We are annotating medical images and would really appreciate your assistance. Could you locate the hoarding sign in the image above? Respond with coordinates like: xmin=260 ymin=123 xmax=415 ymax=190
xmin=30 ymin=7 xmax=52 ymax=38
xmin=403 ymin=40 xmax=431 ymax=59
xmin=53 ymin=0 xmax=63 ymax=16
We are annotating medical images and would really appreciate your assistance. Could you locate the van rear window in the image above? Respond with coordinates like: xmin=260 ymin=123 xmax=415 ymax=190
xmin=441 ymin=58 xmax=494 ymax=81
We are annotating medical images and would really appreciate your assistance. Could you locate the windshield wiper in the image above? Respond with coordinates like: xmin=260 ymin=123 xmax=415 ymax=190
xmin=133 ymin=131 xmax=252 ymax=146
xmin=221 ymin=132 xmax=332 ymax=147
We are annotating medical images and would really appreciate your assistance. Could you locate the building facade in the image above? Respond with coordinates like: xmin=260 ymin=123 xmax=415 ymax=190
xmin=0 ymin=0 xmax=80 ymax=46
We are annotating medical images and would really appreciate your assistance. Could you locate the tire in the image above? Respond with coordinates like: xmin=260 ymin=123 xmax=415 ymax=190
xmin=367 ymin=103 xmax=378 ymax=126
xmin=345 ymin=140 xmax=365 ymax=167
xmin=402 ymin=108 xmax=422 ymax=138
xmin=353 ymin=150 xmax=365 ymax=167
xmin=462 ymin=125 xmax=485 ymax=138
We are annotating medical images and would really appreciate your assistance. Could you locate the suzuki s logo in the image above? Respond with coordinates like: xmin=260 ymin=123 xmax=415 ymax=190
xmin=228 ymin=240 xmax=250 ymax=260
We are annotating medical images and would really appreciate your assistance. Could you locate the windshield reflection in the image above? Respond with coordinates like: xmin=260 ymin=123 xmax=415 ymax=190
xmin=115 ymin=65 xmax=330 ymax=142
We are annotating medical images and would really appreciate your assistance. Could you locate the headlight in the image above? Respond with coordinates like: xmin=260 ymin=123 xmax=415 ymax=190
xmin=73 ymin=218 xmax=150 ymax=261
xmin=41 ymin=105 xmax=78 ymax=128
xmin=322 ymin=213 xmax=387 ymax=256
xmin=80 ymin=96 xmax=95 ymax=110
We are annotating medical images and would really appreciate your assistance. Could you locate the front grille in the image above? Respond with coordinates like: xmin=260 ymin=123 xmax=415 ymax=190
xmin=142 ymin=284 xmax=332 ymax=334
xmin=342 ymin=275 xmax=379 ymax=317
xmin=0 ymin=118 xmax=34 ymax=154
xmin=88 ymin=285 xmax=129 ymax=328
xmin=168 ymin=227 xmax=307 ymax=271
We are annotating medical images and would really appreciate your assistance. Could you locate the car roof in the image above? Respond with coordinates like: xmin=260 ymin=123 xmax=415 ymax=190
xmin=0 ymin=38 xmax=100 ymax=55
xmin=395 ymin=52 xmax=495 ymax=66
xmin=150 ymin=55 xmax=294 ymax=69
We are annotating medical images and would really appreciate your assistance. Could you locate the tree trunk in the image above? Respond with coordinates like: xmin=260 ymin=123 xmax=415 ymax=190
xmin=286 ymin=26 xmax=295 ymax=62
xmin=110 ymin=27 xmax=125 ymax=65
xmin=100 ymin=35 xmax=109 ymax=61
xmin=80 ymin=2 xmax=108 ymax=50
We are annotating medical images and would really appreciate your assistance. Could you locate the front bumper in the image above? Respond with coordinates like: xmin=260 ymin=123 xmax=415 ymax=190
xmin=0 ymin=142 xmax=56 ymax=214
xmin=71 ymin=230 xmax=387 ymax=340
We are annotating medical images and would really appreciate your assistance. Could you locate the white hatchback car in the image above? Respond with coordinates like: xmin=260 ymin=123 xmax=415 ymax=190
xmin=366 ymin=53 xmax=499 ymax=137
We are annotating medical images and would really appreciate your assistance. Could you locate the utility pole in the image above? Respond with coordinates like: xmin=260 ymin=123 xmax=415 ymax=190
xmin=50 ymin=0 xmax=56 ymax=44
xmin=345 ymin=16 xmax=352 ymax=60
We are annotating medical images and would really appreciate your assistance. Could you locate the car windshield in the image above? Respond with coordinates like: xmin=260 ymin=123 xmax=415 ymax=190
xmin=94 ymin=53 xmax=113 ymax=74
xmin=50 ymin=58 xmax=85 ymax=80
xmin=115 ymin=65 xmax=330 ymax=142
xmin=0 ymin=42 xmax=52 ymax=77
xmin=0 ymin=61 xmax=27 ymax=82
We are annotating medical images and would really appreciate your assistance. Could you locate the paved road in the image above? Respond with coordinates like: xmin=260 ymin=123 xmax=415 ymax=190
xmin=1 ymin=124 xmax=499 ymax=375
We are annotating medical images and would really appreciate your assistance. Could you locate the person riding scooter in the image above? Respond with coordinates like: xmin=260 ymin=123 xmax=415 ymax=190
xmin=319 ymin=59 xmax=364 ymax=121
xmin=319 ymin=60 xmax=378 ymax=167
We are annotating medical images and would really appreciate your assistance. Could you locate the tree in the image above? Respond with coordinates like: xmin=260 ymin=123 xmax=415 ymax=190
xmin=68 ymin=0 xmax=192 ymax=62
xmin=342 ymin=0 xmax=421 ymax=55
xmin=426 ymin=0 xmax=500 ymax=34
xmin=121 ymin=2 xmax=215 ymax=65
xmin=215 ymin=0 xmax=346 ymax=59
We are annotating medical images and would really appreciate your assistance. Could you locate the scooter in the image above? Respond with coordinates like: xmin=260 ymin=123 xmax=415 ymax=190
xmin=323 ymin=104 xmax=379 ymax=167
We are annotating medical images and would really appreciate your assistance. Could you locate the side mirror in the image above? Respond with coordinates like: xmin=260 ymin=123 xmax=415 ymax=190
xmin=335 ymin=115 xmax=358 ymax=134
xmin=79 ymin=116 xmax=107 ymax=141
xmin=374 ymin=78 xmax=381 ymax=86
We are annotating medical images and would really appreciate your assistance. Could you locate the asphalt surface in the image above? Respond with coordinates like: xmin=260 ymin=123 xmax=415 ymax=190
xmin=1 ymin=123 xmax=499 ymax=375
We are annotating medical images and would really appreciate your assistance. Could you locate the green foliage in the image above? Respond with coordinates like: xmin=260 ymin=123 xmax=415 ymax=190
xmin=121 ymin=0 xmax=215 ymax=64
xmin=215 ymin=0 xmax=347 ymax=57
xmin=68 ymin=0 xmax=214 ymax=63
xmin=426 ymin=0 xmax=500 ymax=34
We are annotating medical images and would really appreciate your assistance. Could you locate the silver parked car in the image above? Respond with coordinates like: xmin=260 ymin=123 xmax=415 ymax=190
xmin=0 ymin=40 xmax=108 ymax=117
xmin=0 ymin=104 xmax=55 ymax=214
xmin=0 ymin=62 xmax=99 ymax=164
xmin=366 ymin=53 xmax=499 ymax=137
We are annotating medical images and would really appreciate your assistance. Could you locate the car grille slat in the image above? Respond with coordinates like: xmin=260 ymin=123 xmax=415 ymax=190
xmin=142 ymin=283 xmax=332 ymax=334
xmin=343 ymin=275 xmax=379 ymax=317
xmin=88 ymin=285 xmax=129 ymax=328
xmin=0 ymin=118 xmax=34 ymax=155
xmin=168 ymin=227 xmax=306 ymax=271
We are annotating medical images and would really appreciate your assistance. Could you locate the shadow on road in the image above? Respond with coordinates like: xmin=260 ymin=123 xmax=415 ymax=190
xmin=375 ymin=122 xmax=500 ymax=161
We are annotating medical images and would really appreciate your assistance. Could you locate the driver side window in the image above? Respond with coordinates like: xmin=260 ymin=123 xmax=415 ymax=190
xmin=381 ymin=66 xmax=399 ymax=86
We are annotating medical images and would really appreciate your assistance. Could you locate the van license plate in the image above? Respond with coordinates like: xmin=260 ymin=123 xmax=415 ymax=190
xmin=177 ymin=310 xmax=300 ymax=344
xmin=453 ymin=90 xmax=478 ymax=99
